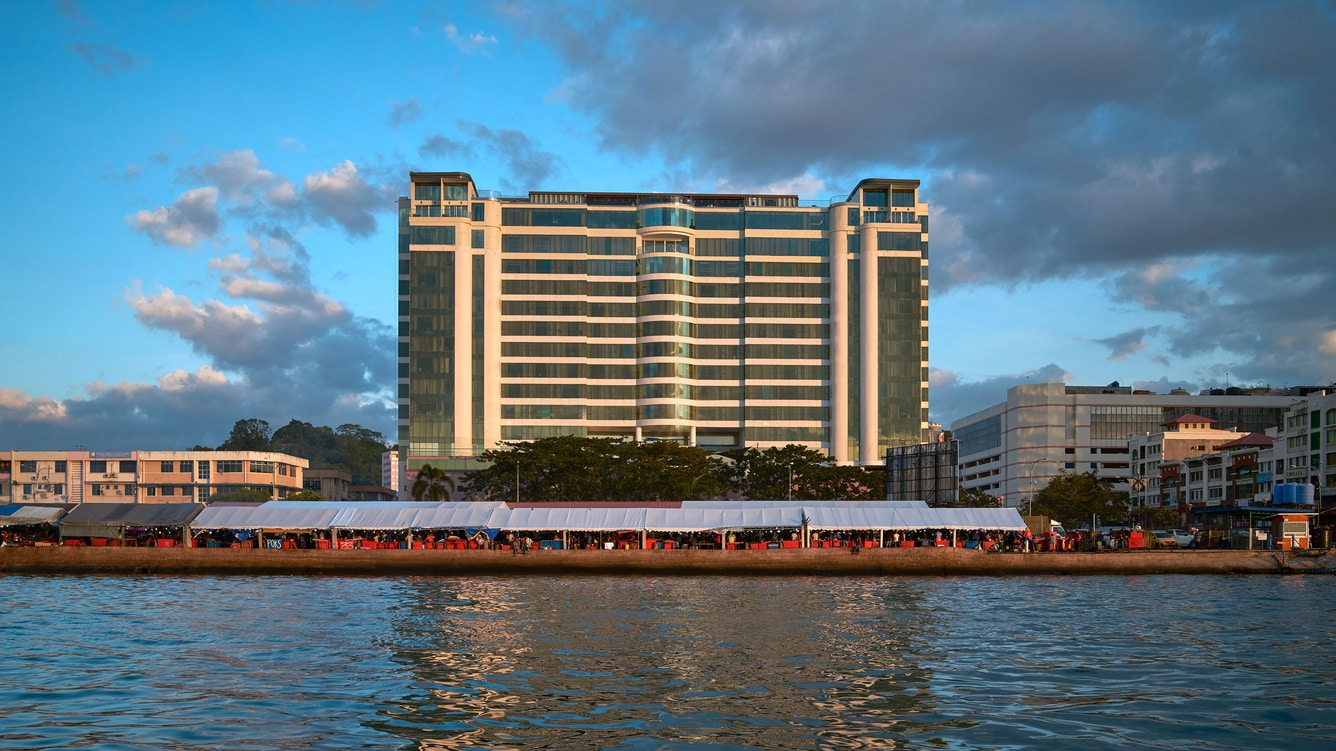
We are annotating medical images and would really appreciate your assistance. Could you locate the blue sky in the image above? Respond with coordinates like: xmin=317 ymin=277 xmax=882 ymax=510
xmin=1 ymin=0 xmax=1333 ymax=450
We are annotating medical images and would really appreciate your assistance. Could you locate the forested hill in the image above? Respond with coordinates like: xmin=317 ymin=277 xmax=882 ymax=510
xmin=205 ymin=419 xmax=390 ymax=487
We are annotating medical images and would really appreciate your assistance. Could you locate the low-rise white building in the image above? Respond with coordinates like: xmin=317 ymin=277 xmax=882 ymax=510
xmin=952 ymin=382 xmax=1306 ymax=510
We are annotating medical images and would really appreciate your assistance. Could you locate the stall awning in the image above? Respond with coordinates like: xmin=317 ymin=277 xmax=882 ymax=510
xmin=59 ymin=502 xmax=204 ymax=538
xmin=178 ymin=500 xmax=1027 ymax=536
xmin=192 ymin=504 xmax=340 ymax=531
xmin=410 ymin=502 xmax=505 ymax=530
xmin=0 ymin=504 xmax=68 ymax=526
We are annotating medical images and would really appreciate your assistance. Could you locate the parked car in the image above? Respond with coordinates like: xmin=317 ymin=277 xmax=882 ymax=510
xmin=1151 ymin=529 xmax=1196 ymax=548
xmin=1170 ymin=529 xmax=1196 ymax=548
xmin=1151 ymin=529 xmax=1176 ymax=547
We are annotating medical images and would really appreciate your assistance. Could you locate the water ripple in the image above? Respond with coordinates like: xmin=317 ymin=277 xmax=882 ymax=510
xmin=0 ymin=575 xmax=1332 ymax=749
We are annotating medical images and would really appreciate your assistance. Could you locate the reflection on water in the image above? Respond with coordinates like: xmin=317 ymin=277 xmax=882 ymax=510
xmin=0 ymin=575 xmax=1332 ymax=750
xmin=375 ymin=577 xmax=938 ymax=749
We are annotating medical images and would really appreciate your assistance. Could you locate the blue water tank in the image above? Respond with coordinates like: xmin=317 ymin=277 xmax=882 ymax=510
xmin=1273 ymin=483 xmax=1315 ymax=506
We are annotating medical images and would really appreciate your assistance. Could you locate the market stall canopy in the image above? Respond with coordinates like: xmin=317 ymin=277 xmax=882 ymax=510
xmin=514 ymin=505 xmax=656 ymax=531
xmin=180 ymin=500 xmax=1025 ymax=535
xmin=59 ymin=503 xmax=204 ymax=538
xmin=193 ymin=504 xmax=340 ymax=531
xmin=0 ymin=504 xmax=68 ymax=527
xmin=331 ymin=504 xmax=440 ymax=531
xmin=411 ymin=502 xmax=505 ymax=530
xmin=804 ymin=504 xmax=1025 ymax=532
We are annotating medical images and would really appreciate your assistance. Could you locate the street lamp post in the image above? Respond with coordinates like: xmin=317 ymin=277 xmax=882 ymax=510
xmin=1026 ymin=457 xmax=1048 ymax=517
xmin=788 ymin=463 xmax=794 ymax=501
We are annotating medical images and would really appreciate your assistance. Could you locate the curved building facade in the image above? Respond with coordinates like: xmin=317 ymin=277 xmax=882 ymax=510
xmin=399 ymin=173 xmax=929 ymax=472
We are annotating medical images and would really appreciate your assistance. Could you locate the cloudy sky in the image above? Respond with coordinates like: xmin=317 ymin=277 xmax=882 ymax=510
xmin=1 ymin=0 xmax=1333 ymax=451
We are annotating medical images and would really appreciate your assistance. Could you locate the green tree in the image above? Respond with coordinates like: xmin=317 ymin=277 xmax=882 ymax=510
xmin=957 ymin=487 xmax=1002 ymax=508
xmin=463 ymin=436 xmax=725 ymax=502
xmin=205 ymin=488 xmax=272 ymax=504
xmin=218 ymin=418 xmax=272 ymax=451
xmin=287 ymin=489 xmax=325 ymax=501
xmin=804 ymin=463 xmax=884 ymax=500
xmin=410 ymin=464 xmax=456 ymax=501
xmin=1030 ymin=472 xmax=1128 ymax=529
xmin=1144 ymin=506 xmax=1181 ymax=529
xmin=720 ymin=445 xmax=830 ymax=500
xmin=268 ymin=419 xmax=390 ymax=486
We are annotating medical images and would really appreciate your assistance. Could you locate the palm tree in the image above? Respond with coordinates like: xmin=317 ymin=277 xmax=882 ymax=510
xmin=410 ymin=464 xmax=456 ymax=501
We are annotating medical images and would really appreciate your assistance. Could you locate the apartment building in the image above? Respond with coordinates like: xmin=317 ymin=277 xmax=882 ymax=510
xmin=951 ymin=382 xmax=1305 ymax=509
xmin=1273 ymin=387 xmax=1336 ymax=509
xmin=1127 ymin=415 xmax=1272 ymax=509
xmin=0 ymin=450 xmax=308 ymax=503
xmin=399 ymin=172 xmax=930 ymax=476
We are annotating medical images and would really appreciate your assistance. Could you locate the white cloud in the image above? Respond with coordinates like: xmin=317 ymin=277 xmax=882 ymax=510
xmin=444 ymin=23 xmax=497 ymax=53
xmin=157 ymin=365 xmax=229 ymax=392
xmin=303 ymin=160 xmax=385 ymax=237
xmin=128 ymin=186 xmax=220 ymax=248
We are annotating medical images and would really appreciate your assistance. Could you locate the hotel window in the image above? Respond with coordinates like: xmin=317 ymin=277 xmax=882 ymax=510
xmin=19 ymin=461 xmax=36 ymax=473
xmin=146 ymin=487 xmax=156 ymax=496
xmin=163 ymin=486 xmax=176 ymax=496
xmin=180 ymin=460 xmax=193 ymax=474
xmin=120 ymin=460 xmax=136 ymax=473
xmin=92 ymin=484 xmax=102 ymax=496
xmin=444 ymin=184 xmax=468 ymax=200
xmin=409 ymin=226 xmax=456 ymax=245
xmin=90 ymin=460 xmax=107 ymax=473
xmin=161 ymin=461 xmax=174 ymax=472
xmin=250 ymin=461 xmax=274 ymax=474
xmin=891 ymin=188 xmax=915 ymax=207
xmin=218 ymin=460 xmax=243 ymax=473
xmin=471 ymin=229 xmax=485 ymax=249
xmin=863 ymin=189 xmax=888 ymax=207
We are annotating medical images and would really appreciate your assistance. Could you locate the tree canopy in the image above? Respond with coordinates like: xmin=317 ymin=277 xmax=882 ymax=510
xmin=209 ymin=418 xmax=391 ymax=486
xmin=1029 ymin=472 xmax=1129 ymax=529
xmin=410 ymin=464 xmax=455 ymax=502
xmin=459 ymin=436 xmax=882 ymax=502
xmin=957 ymin=487 xmax=1002 ymax=508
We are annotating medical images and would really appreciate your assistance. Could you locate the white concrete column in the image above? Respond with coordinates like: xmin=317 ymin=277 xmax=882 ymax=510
xmin=859 ymin=226 xmax=879 ymax=464
xmin=483 ymin=220 xmax=503 ymax=452
xmin=454 ymin=247 xmax=472 ymax=455
xmin=829 ymin=229 xmax=849 ymax=464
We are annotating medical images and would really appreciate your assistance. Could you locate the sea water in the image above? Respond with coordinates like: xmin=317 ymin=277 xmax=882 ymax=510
xmin=1 ymin=574 xmax=1331 ymax=750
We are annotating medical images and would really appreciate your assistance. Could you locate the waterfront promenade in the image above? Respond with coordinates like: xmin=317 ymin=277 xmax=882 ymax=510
xmin=3 ymin=545 xmax=1333 ymax=576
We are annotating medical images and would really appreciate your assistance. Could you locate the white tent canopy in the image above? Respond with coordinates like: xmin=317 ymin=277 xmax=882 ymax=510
xmin=186 ymin=500 xmax=1024 ymax=535
xmin=192 ymin=504 xmax=339 ymax=531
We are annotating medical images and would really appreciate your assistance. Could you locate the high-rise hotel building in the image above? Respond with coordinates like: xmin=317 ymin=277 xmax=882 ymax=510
xmin=399 ymin=172 xmax=929 ymax=472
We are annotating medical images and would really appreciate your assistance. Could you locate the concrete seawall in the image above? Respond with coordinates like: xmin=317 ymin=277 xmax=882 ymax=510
xmin=3 ymin=546 xmax=1334 ymax=576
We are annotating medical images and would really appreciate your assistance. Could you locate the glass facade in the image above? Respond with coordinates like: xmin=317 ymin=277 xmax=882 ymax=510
xmin=402 ymin=173 xmax=928 ymax=465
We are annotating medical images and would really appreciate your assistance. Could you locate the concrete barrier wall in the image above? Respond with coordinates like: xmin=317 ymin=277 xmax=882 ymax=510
xmin=4 ymin=546 xmax=1333 ymax=576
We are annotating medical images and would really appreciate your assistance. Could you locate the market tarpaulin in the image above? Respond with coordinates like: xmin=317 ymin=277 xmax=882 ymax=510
xmin=59 ymin=503 xmax=205 ymax=538
xmin=411 ymin=502 xmax=504 ymax=531
xmin=0 ymin=504 xmax=68 ymax=526
xmin=193 ymin=504 xmax=340 ymax=531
